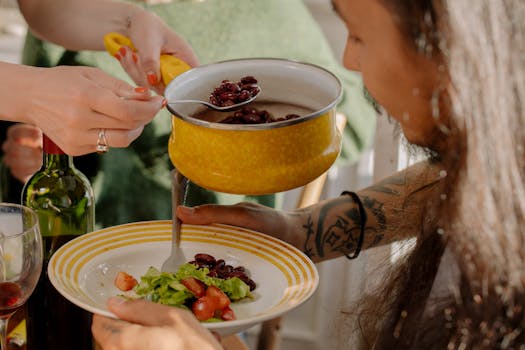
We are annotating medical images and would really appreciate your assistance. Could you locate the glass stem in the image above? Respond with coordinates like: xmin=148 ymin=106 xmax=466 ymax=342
xmin=0 ymin=317 xmax=9 ymax=350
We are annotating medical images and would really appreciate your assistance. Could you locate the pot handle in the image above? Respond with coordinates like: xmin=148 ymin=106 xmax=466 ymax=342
xmin=103 ymin=32 xmax=191 ymax=85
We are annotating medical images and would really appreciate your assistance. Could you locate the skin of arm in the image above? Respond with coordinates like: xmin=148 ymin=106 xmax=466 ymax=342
xmin=17 ymin=0 xmax=136 ymax=51
xmin=177 ymin=160 xmax=445 ymax=263
xmin=17 ymin=0 xmax=199 ymax=92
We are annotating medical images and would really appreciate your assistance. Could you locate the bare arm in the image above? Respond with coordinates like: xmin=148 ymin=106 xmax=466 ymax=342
xmin=178 ymin=160 xmax=445 ymax=263
xmin=298 ymin=160 xmax=443 ymax=261
xmin=17 ymin=0 xmax=198 ymax=93
xmin=18 ymin=0 xmax=138 ymax=51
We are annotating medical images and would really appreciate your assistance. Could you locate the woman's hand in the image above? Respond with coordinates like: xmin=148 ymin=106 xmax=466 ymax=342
xmin=19 ymin=64 xmax=165 ymax=156
xmin=116 ymin=9 xmax=200 ymax=94
xmin=1 ymin=124 xmax=42 ymax=183
xmin=92 ymin=297 xmax=222 ymax=350
xmin=176 ymin=202 xmax=304 ymax=249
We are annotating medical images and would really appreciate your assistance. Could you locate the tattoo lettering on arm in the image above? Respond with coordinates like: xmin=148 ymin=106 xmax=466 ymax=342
xmin=303 ymin=197 xmax=372 ymax=259
xmin=362 ymin=195 xmax=387 ymax=248
xmin=303 ymin=216 xmax=315 ymax=258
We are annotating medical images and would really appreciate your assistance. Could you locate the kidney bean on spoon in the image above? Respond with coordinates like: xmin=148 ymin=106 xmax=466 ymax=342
xmin=209 ymin=76 xmax=261 ymax=108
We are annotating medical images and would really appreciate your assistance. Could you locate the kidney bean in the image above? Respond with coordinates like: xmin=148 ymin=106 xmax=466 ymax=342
xmin=216 ymin=265 xmax=232 ymax=277
xmin=243 ymin=113 xmax=262 ymax=124
xmin=247 ymin=86 xmax=261 ymax=95
xmin=215 ymin=259 xmax=226 ymax=268
xmin=237 ymin=90 xmax=251 ymax=102
xmin=195 ymin=253 xmax=216 ymax=266
xmin=246 ymin=279 xmax=257 ymax=291
xmin=219 ymin=92 xmax=236 ymax=101
xmin=222 ymin=81 xmax=240 ymax=93
xmin=228 ymin=270 xmax=247 ymax=279
xmin=209 ymin=96 xmax=220 ymax=106
xmin=240 ymin=76 xmax=258 ymax=85
xmin=229 ymin=271 xmax=257 ymax=291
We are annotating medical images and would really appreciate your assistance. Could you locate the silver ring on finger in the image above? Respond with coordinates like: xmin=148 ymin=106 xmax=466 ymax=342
xmin=96 ymin=129 xmax=109 ymax=154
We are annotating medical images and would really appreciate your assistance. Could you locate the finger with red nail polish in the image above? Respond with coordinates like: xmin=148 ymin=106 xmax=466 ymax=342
xmin=147 ymin=72 xmax=158 ymax=85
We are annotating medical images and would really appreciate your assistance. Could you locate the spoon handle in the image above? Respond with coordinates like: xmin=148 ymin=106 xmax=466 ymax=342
xmin=168 ymin=100 xmax=216 ymax=109
xmin=172 ymin=169 xmax=188 ymax=248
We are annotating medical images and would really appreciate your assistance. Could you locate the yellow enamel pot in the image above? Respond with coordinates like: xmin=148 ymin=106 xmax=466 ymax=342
xmin=166 ymin=58 xmax=342 ymax=195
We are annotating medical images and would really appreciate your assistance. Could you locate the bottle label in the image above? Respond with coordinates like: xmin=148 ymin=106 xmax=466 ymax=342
xmin=43 ymin=135 xmax=65 ymax=155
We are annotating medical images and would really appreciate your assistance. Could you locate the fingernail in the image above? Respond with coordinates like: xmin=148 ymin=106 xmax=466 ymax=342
xmin=161 ymin=98 xmax=167 ymax=108
xmin=132 ymin=53 xmax=138 ymax=64
xmin=134 ymin=86 xmax=148 ymax=93
xmin=118 ymin=47 xmax=127 ymax=57
xmin=108 ymin=297 xmax=126 ymax=308
xmin=114 ymin=53 xmax=122 ymax=61
xmin=147 ymin=72 xmax=158 ymax=85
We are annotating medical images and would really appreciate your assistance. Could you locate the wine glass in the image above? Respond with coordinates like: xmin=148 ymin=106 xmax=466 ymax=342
xmin=0 ymin=203 xmax=42 ymax=350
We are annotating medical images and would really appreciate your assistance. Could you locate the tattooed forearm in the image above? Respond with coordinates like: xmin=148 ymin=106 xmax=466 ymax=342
xmin=300 ymin=161 xmax=444 ymax=261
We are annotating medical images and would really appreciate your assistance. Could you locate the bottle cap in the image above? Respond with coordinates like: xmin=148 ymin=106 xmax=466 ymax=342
xmin=43 ymin=135 xmax=65 ymax=155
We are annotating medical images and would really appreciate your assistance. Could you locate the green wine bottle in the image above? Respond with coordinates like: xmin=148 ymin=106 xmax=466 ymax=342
xmin=22 ymin=134 xmax=94 ymax=350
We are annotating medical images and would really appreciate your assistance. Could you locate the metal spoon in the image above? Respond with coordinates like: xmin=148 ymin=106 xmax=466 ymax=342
xmin=168 ymin=87 xmax=261 ymax=112
xmin=161 ymin=169 xmax=188 ymax=273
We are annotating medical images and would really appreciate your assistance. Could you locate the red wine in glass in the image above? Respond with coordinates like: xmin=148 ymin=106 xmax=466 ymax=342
xmin=0 ymin=282 xmax=22 ymax=318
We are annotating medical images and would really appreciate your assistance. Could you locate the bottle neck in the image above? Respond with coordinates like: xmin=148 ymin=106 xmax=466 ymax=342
xmin=42 ymin=135 xmax=73 ymax=169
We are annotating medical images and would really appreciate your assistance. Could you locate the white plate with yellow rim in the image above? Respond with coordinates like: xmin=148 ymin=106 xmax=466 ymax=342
xmin=48 ymin=220 xmax=318 ymax=336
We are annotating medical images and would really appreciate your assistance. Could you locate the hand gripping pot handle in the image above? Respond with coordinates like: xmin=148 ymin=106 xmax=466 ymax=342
xmin=103 ymin=32 xmax=192 ymax=85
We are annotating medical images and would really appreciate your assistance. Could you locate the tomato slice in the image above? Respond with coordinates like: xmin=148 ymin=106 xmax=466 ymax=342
xmin=205 ymin=285 xmax=231 ymax=309
xmin=220 ymin=306 xmax=236 ymax=321
xmin=192 ymin=296 xmax=216 ymax=321
xmin=181 ymin=277 xmax=206 ymax=297
xmin=114 ymin=271 xmax=138 ymax=292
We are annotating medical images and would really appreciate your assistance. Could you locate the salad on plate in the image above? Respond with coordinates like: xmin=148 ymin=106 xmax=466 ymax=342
xmin=114 ymin=253 xmax=256 ymax=322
